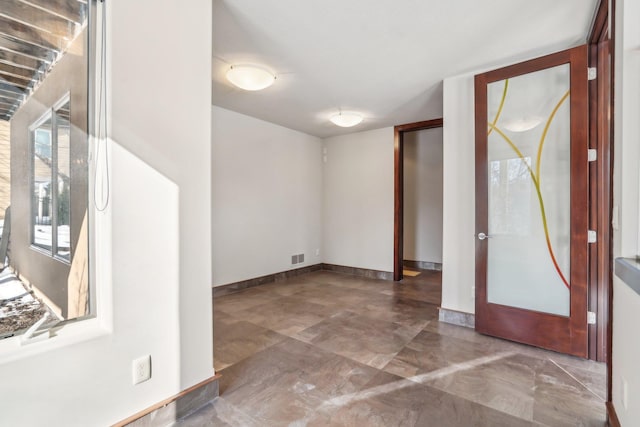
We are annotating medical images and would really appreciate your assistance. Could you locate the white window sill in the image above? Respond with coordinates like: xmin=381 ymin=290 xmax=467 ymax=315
xmin=0 ymin=317 xmax=110 ymax=365
xmin=615 ymin=257 xmax=640 ymax=297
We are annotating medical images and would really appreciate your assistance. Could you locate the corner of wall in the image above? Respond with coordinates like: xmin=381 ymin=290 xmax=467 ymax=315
xmin=441 ymin=74 xmax=476 ymax=314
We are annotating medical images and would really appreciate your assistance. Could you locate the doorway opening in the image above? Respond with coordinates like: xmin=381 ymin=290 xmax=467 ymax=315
xmin=393 ymin=119 xmax=443 ymax=282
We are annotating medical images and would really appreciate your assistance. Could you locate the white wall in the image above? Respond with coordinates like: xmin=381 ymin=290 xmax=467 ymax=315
xmin=323 ymin=127 xmax=394 ymax=272
xmin=611 ymin=0 xmax=640 ymax=424
xmin=0 ymin=1 xmax=213 ymax=425
xmin=612 ymin=278 xmax=640 ymax=425
xmin=441 ymin=74 xmax=477 ymax=314
xmin=403 ymin=128 xmax=443 ymax=264
xmin=211 ymin=106 xmax=323 ymax=286
xmin=109 ymin=0 xmax=213 ymax=393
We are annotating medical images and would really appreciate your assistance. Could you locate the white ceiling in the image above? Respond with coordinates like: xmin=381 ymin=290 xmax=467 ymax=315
xmin=212 ymin=0 xmax=598 ymax=138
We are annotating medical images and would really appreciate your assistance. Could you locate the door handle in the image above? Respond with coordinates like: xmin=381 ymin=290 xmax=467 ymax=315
xmin=478 ymin=232 xmax=491 ymax=240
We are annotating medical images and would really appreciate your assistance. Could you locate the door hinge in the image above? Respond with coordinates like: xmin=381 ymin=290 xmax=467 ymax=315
xmin=588 ymin=67 xmax=597 ymax=80
xmin=588 ymin=149 xmax=597 ymax=162
xmin=588 ymin=230 xmax=597 ymax=243
xmin=587 ymin=311 xmax=596 ymax=325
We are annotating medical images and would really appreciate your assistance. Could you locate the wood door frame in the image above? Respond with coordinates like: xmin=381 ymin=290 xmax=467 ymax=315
xmin=393 ymin=119 xmax=443 ymax=281
xmin=588 ymin=0 xmax=614 ymax=365
xmin=586 ymin=0 xmax=615 ymax=409
xmin=474 ymin=45 xmax=590 ymax=357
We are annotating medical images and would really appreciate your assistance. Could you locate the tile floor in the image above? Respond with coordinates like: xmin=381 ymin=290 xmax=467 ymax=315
xmin=178 ymin=270 xmax=606 ymax=426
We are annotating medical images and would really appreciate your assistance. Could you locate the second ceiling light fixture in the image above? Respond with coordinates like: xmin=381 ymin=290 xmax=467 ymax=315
xmin=226 ymin=64 xmax=364 ymax=127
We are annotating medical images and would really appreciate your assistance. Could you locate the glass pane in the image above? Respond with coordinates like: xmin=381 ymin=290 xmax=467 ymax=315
xmin=486 ymin=64 xmax=571 ymax=317
xmin=3 ymin=0 xmax=91 ymax=337
xmin=33 ymin=116 xmax=53 ymax=252
xmin=56 ymin=102 xmax=71 ymax=260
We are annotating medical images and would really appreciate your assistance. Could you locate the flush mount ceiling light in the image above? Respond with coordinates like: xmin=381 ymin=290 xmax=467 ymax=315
xmin=226 ymin=64 xmax=276 ymax=91
xmin=329 ymin=112 xmax=363 ymax=127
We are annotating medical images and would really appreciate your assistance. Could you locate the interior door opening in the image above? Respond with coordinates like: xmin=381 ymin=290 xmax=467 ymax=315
xmin=402 ymin=128 xmax=444 ymax=280
xmin=393 ymin=119 xmax=443 ymax=283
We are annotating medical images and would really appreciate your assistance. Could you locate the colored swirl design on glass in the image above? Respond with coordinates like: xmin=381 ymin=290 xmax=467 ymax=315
xmin=488 ymin=80 xmax=571 ymax=289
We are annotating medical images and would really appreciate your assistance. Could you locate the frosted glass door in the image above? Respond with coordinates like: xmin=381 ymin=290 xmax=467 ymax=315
xmin=475 ymin=45 xmax=588 ymax=357
xmin=486 ymin=64 xmax=571 ymax=316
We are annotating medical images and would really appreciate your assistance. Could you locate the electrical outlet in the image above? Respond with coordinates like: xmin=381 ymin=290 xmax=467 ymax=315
xmin=132 ymin=355 xmax=151 ymax=385
xmin=622 ymin=377 xmax=628 ymax=410
xmin=315 ymin=248 xmax=320 ymax=256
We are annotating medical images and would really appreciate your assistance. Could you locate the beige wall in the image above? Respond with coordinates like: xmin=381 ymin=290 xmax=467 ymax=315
xmin=441 ymin=72 xmax=477 ymax=314
xmin=211 ymin=106 xmax=323 ymax=286
xmin=403 ymin=128 xmax=443 ymax=264
xmin=9 ymin=30 xmax=88 ymax=318
xmin=323 ymin=127 xmax=395 ymax=272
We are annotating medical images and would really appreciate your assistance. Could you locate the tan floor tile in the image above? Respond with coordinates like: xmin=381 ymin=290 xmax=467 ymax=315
xmin=213 ymin=316 xmax=287 ymax=371
xmin=295 ymin=311 xmax=423 ymax=369
xmin=200 ymin=270 xmax=605 ymax=427
xmin=234 ymin=295 xmax=342 ymax=336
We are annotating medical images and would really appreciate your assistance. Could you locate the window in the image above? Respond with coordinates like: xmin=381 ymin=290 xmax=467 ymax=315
xmin=31 ymin=98 xmax=72 ymax=262
xmin=0 ymin=0 xmax=94 ymax=340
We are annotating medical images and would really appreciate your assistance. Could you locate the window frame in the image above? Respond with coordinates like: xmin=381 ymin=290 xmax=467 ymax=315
xmin=0 ymin=0 xmax=106 ymax=356
xmin=29 ymin=93 xmax=72 ymax=265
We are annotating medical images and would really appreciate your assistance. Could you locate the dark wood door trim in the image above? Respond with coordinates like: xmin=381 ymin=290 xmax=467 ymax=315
xmin=393 ymin=118 xmax=443 ymax=281
xmin=587 ymin=0 xmax=615 ymax=405
xmin=474 ymin=45 xmax=590 ymax=358
xmin=588 ymin=36 xmax=612 ymax=365
xmin=588 ymin=0 xmax=610 ymax=43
